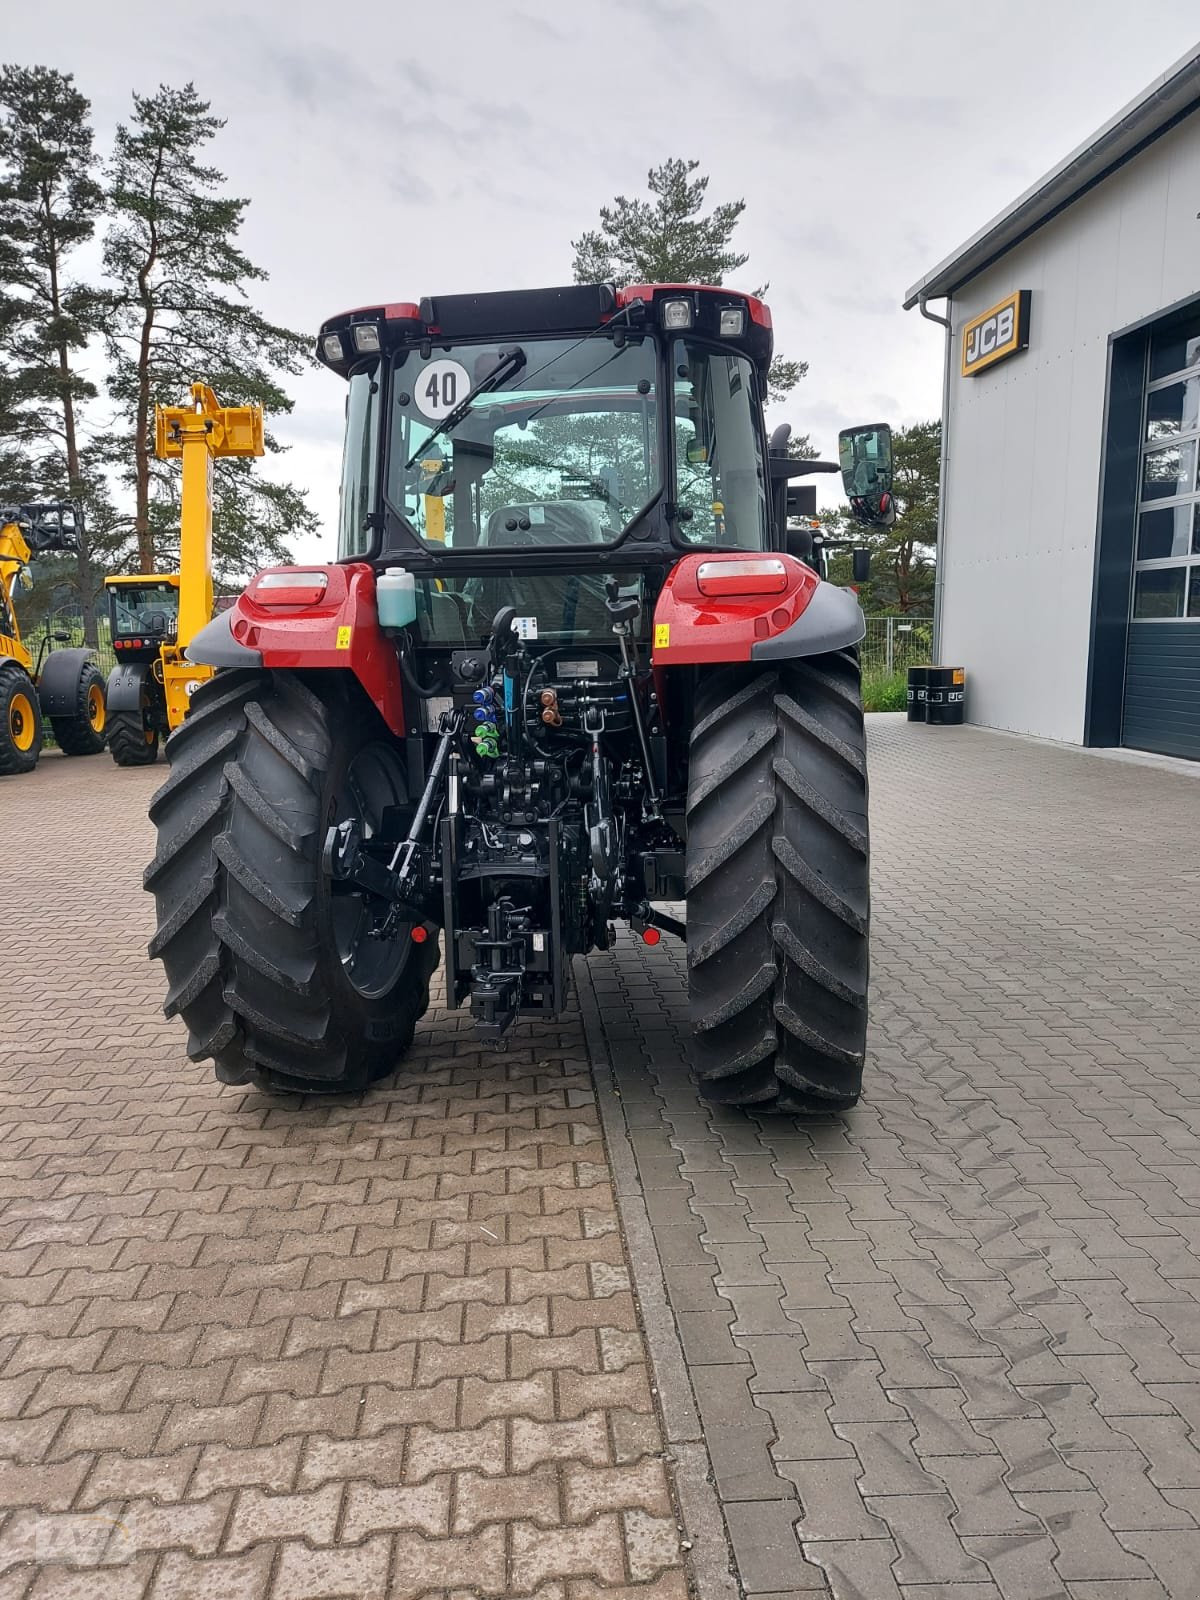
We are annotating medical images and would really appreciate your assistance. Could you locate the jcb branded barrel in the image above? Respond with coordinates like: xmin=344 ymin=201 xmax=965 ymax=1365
xmin=926 ymin=666 xmax=965 ymax=726
xmin=907 ymin=666 xmax=929 ymax=722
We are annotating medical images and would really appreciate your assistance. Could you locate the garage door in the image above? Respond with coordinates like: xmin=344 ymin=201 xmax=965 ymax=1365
xmin=1123 ymin=317 xmax=1200 ymax=759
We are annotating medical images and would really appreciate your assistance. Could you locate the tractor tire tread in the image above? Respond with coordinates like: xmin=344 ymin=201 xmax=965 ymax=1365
xmin=109 ymin=708 xmax=158 ymax=766
xmin=146 ymin=667 xmax=437 ymax=1096
xmin=685 ymin=653 xmax=869 ymax=1113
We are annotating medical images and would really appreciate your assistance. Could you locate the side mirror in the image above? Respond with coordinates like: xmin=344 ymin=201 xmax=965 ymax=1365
xmin=54 ymin=630 xmax=72 ymax=643
xmin=852 ymin=548 xmax=871 ymax=585
xmin=838 ymin=424 xmax=896 ymax=527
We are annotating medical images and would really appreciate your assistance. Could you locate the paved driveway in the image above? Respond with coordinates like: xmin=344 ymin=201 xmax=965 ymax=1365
xmin=2 ymin=718 xmax=1199 ymax=1599
xmin=0 ymin=754 xmax=685 ymax=1599
xmin=583 ymin=717 xmax=1200 ymax=1599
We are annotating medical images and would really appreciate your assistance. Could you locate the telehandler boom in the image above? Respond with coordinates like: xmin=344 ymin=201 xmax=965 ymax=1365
xmin=105 ymin=384 xmax=264 ymax=764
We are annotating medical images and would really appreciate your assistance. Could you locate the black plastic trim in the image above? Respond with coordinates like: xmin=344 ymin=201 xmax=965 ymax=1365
xmin=750 ymin=581 xmax=866 ymax=660
xmin=186 ymin=611 xmax=264 ymax=669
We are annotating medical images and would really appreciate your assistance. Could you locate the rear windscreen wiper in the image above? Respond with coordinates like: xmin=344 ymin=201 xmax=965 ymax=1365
xmin=404 ymin=345 xmax=527 ymax=470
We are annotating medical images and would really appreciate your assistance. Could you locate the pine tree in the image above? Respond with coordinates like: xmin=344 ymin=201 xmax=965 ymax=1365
xmin=0 ymin=64 xmax=110 ymax=640
xmin=102 ymin=83 xmax=316 ymax=576
xmin=570 ymin=157 xmax=807 ymax=408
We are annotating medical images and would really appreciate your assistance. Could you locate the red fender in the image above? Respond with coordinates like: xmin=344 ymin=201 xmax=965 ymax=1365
xmin=651 ymin=552 xmax=819 ymax=666
xmin=228 ymin=562 xmax=406 ymax=735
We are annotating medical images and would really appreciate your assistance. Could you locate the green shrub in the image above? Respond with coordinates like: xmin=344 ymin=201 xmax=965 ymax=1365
xmin=861 ymin=668 xmax=907 ymax=713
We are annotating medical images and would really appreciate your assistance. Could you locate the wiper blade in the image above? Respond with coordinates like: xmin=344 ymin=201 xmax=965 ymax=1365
xmin=404 ymin=345 xmax=527 ymax=470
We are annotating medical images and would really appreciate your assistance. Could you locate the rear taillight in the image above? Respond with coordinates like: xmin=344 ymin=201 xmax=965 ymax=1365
xmin=695 ymin=558 xmax=789 ymax=598
xmin=250 ymin=571 xmax=330 ymax=606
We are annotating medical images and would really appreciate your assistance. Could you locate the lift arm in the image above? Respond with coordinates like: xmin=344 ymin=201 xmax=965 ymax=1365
xmin=156 ymin=384 xmax=264 ymax=651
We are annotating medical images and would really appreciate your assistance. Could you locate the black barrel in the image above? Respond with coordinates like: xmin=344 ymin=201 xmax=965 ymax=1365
xmin=907 ymin=666 xmax=929 ymax=722
xmin=926 ymin=666 xmax=965 ymax=726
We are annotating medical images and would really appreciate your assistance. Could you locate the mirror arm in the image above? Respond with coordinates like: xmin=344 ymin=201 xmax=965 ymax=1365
xmin=768 ymin=457 xmax=840 ymax=481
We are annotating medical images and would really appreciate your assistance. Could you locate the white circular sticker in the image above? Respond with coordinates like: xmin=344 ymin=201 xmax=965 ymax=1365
xmin=184 ymin=680 xmax=201 ymax=698
xmin=414 ymin=359 xmax=471 ymax=420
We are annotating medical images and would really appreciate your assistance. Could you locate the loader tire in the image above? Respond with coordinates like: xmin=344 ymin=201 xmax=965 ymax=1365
xmin=51 ymin=661 xmax=108 ymax=756
xmin=0 ymin=666 xmax=43 ymax=776
xmin=685 ymin=652 xmax=869 ymax=1113
xmin=108 ymin=708 xmax=159 ymax=766
xmin=144 ymin=668 xmax=438 ymax=1096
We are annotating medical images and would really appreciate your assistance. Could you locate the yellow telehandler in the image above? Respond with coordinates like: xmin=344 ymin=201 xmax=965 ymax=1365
xmin=104 ymin=384 xmax=264 ymax=764
xmin=0 ymin=502 xmax=107 ymax=776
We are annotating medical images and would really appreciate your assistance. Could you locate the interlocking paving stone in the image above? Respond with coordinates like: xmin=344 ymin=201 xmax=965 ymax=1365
xmin=580 ymin=720 xmax=1200 ymax=1598
xmin=0 ymin=756 xmax=685 ymax=1596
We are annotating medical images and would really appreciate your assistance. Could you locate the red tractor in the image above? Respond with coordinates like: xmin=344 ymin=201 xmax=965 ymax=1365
xmin=145 ymin=283 xmax=894 ymax=1111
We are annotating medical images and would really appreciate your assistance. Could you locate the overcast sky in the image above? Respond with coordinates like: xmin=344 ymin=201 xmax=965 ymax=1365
xmin=7 ymin=1 xmax=1200 ymax=560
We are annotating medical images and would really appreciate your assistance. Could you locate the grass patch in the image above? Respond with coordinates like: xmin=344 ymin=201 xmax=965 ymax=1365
xmin=862 ymin=668 xmax=908 ymax=713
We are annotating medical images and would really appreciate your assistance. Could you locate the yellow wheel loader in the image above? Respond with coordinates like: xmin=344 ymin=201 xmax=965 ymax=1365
xmin=104 ymin=384 xmax=264 ymax=765
xmin=0 ymin=502 xmax=107 ymax=777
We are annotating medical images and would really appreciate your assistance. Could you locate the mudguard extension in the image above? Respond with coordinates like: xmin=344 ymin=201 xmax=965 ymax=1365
xmin=651 ymin=552 xmax=863 ymax=665
xmin=105 ymin=661 xmax=150 ymax=713
xmin=750 ymin=579 xmax=865 ymax=660
xmin=35 ymin=648 xmax=97 ymax=715
xmin=189 ymin=562 xmax=406 ymax=736
xmin=186 ymin=610 xmax=260 ymax=669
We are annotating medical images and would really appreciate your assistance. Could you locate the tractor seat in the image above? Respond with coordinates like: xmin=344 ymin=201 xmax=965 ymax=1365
xmin=484 ymin=501 xmax=611 ymax=549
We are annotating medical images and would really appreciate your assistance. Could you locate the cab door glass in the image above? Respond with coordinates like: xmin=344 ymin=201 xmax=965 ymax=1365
xmin=673 ymin=343 xmax=769 ymax=549
xmin=338 ymin=366 xmax=380 ymax=560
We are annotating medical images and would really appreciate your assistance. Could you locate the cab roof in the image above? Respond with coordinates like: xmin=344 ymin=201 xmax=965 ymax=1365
xmin=316 ymin=282 xmax=774 ymax=378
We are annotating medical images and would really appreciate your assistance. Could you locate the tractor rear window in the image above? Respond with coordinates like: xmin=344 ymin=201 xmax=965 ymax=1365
xmin=110 ymin=585 xmax=179 ymax=638
xmin=385 ymin=336 xmax=661 ymax=550
xmin=411 ymin=572 xmax=647 ymax=647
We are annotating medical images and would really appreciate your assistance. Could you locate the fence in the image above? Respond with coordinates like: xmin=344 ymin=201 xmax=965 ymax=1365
xmin=22 ymin=620 xmax=117 ymax=678
xmin=860 ymin=617 xmax=933 ymax=675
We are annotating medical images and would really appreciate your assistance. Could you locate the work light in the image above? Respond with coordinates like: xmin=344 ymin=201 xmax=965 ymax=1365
xmin=352 ymin=324 xmax=381 ymax=354
xmin=321 ymin=333 xmax=345 ymax=362
xmin=661 ymin=299 xmax=693 ymax=330
xmin=719 ymin=307 xmax=745 ymax=338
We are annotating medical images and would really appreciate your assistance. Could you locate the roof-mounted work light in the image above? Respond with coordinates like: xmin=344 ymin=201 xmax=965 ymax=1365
xmin=661 ymin=298 xmax=693 ymax=331
xmin=352 ymin=324 xmax=381 ymax=354
xmin=321 ymin=333 xmax=345 ymax=363
xmin=719 ymin=307 xmax=745 ymax=338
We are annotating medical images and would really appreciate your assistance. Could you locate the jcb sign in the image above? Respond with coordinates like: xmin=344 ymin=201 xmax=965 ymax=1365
xmin=961 ymin=290 xmax=1031 ymax=377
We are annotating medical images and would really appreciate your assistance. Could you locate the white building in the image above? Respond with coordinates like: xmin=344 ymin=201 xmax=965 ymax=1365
xmin=905 ymin=45 xmax=1200 ymax=759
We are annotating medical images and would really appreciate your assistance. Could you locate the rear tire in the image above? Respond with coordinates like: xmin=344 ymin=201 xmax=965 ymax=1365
xmin=145 ymin=668 xmax=438 ymax=1095
xmin=51 ymin=660 xmax=107 ymax=756
xmin=0 ymin=667 xmax=43 ymax=776
xmin=685 ymin=652 xmax=869 ymax=1113
xmin=109 ymin=708 xmax=159 ymax=765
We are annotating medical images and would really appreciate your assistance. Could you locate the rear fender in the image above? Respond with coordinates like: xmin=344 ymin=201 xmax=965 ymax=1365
xmin=35 ymin=647 xmax=96 ymax=716
xmin=189 ymin=563 xmax=405 ymax=736
xmin=106 ymin=661 xmax=151 ymax=713
xmin=651 ymin=551 xmax=865 ymax=666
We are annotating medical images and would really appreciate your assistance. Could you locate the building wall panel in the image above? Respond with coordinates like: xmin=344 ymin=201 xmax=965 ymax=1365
xmin=938 ymin=114 xmax=1200 ymax=743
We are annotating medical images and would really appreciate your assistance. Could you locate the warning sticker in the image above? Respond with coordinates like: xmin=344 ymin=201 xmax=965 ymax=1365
xmin=514 ymin=616 xmax=538 ymax=641
xmin=654 ymin=623 xmax=670 ymax=649
xmin=336 ymin=626 xmax=352 ymax=650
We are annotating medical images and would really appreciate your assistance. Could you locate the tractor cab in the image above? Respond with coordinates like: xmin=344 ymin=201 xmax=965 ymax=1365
xmin=107 ymin=575 xmax=181 ymax=663
xmin=320 ymin=284 xmax=781 ymax=661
